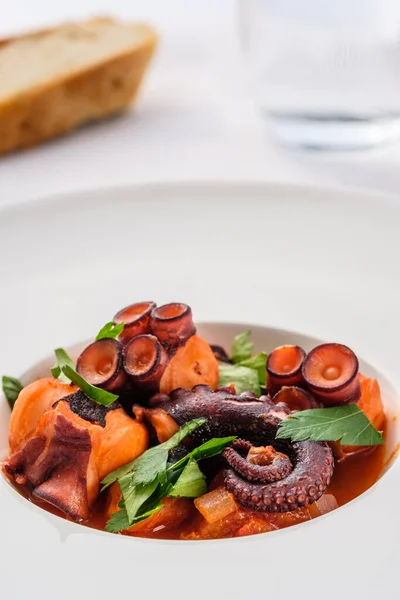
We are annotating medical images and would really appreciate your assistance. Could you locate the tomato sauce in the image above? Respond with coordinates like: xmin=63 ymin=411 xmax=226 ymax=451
xmin=83 ymin=432 xmax=388 ymax=540
xmin=5 ymin=412 xmax=391 ymax=542
xmin=134 ymin=443 xmax=386 ymax=540
xmin=327 ymin=444 xmax=386 ymax=506
xmin=6 ymin=430 xmax=388 ymax=540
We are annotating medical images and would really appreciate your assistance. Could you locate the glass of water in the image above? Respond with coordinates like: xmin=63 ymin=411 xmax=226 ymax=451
xmin=238 ymin=0 xmax=400 ymax=150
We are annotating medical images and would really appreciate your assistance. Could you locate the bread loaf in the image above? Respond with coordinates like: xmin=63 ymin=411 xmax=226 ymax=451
xmin=0 ymin=18 xmax=157 ymax=154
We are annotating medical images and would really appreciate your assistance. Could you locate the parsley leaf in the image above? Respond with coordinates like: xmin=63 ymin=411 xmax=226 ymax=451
xmin=218 ymin=363 xmax=261 ymax=395
xmin=162 ymin=418 xmax=207 ymax=450
xmin=231 ymin=330 xmax=253 ymax=363
xmin=103 ymin=419 xmax=236 ymax=533
xmin=123 ymin=446 xmax=170 ymax=488
xmin=2 ymin=376 xmax=23 ymax=410
xmin=101 ymin=461 xmax=137 ymax=491
xmin=125 ymin=417 xmax=207 ymax=488
xmin=104 ymin=419 xmax=206 ymax=528
xmin=104 ymin=508 xmax=130 ymax=533
xmin=168 ymin=435 xmax=237 ymax=472
xmin=119 ymin=478 xmax=159 ymax=523
xmin=169 ymin=459 xmax=207 ymax=498
xmin=51 ymin=348 xmax=75 ymax=383
xmin=239 ymin=352 xmax=268 ymax=386
xmin=52 ymin=348 xmax=118 ymax=406
xmin=276 ymin=404 xmax=384 ymax=446
xmin=101 ymin=418 xmax=206 ymax=491
xmin=104 ymin=505 xmax=163 ymax=533
xmin=187 ymin=435 xmax=238 ymax=461
xmin=95 ymin=321 xmax=124 ymax=341
xmin=218 ymin=331 xmax=268 ymax=395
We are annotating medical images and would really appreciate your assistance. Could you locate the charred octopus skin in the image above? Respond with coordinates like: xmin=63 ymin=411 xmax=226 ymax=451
xmin=152 ymin=385 xmax=334 ymax=513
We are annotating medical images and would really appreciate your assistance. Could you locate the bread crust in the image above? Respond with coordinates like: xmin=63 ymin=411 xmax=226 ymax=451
xmin=0 ymin=22 xmax=157 ymax=154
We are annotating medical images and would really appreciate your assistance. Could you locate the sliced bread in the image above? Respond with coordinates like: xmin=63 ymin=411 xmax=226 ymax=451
xmin=0 ymin=17 xmax=157 ymax=155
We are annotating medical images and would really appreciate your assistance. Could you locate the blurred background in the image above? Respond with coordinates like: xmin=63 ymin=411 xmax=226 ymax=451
xmin=2 ymin=0 xmax=400 ymax=204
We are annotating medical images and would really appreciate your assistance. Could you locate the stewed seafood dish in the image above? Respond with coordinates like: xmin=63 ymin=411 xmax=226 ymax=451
xmin=1 ymin=301 xmax=388 ymax=540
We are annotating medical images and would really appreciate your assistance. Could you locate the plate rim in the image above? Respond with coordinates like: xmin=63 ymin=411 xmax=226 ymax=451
xmin=1 ymin=179 xmax=400 ymax=218
xmin=1 ymin=180 xmax=400 ymax=598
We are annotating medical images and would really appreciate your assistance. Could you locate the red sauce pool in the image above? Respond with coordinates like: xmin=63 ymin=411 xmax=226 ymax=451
xmin=6 ymin=428 xmax=389 ymax=540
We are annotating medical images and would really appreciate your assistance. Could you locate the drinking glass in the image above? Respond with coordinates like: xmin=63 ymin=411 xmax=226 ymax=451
xmin=238 ymin=0 xmax=400 ymax=150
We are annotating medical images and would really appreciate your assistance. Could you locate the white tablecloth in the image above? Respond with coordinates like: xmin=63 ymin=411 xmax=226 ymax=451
xmin=1 ymin=0 xmax=400 ymax=206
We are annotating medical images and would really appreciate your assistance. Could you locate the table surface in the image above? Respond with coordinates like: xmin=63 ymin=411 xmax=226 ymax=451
xmin=1 ymin=0 xmax=400 ymax=207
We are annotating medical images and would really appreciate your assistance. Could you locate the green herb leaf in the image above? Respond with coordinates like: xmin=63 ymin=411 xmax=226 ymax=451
xmin=239 ymin=352 xmax=267 ymax=386
xmin=169 ymin=459 xmax=207 ymax=498
xmin=61 ymin=364 xmax=118 ymax=407
xmin=189 ymin=435 xmax=237 ymax=461
xmin=139 ymin=480 xmax=172 ymax=513
xmin=95 ymin=321 xmax=124 ymax=341
xmin=117 ymin=433 xmax=235 ymax=524
xmin=101 ymin=418 xmax=206 ymax=490
xmin=51 ymin=348 xmax=75 ymax=383
xmin=2 ymin=376 xmax=23 ymax=410
xmin=221 ymin=331 xmax=268 ymax=393
xmin=102 ymin=418 xmax=234 ymax=533
xmin=101 ymin=460 xmax=138 ymax=492
xmin=163 ymin=417 xmax=206 ymax=449
xmin=124 ymin=446 xmax=170 ymax=487
xmin=231 ymin=330 xmax=253 ymax=363
xmin=276 ymin=405 xmax=384 ymax=446
xmin=132 ymin=505 xmax=164 ymax=524
xmin=169 ymin=436 xmax=237 ymax=472
xmin=105 ymin=508 xmax=131 ymax=533
xmin=218 ymin=363 xmax=260 ymax=395
xmin=127 ymin=417 xmax=206 ymax=487
xmin=119 ymin=477 xmax=159 ymax=523
xmin=104 ymin=505 xmax=163 ymax=533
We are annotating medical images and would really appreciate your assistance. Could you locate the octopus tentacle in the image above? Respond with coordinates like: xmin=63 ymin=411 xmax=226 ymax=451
xmin=224 ymin=442 xmax=334 ymax=512
xmin=223 ymin=439 xmax=293 ymax=483
xmin=273 ymin=386 xmax=320 ymax=411
xmin=153 ymin=385 xmax=334 ymax=512
xmin=76 ymin=338 xmax=127 ymax=392
xmin=266 ymin=345 xmax=306 ymax=396
xmin=114 ymin=301 xmax=156 ymax=345
xmin=150 ymin=303 xmax=196 ymax=351
xmin=302 ymin=343 xmax=360 ymax=406
xmin=123 ymin=334 xmax=169 ymax=393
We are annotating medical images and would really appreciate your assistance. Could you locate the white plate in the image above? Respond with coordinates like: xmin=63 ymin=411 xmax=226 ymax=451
xmin=1 ymin=182 xmax=400 ymax=600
